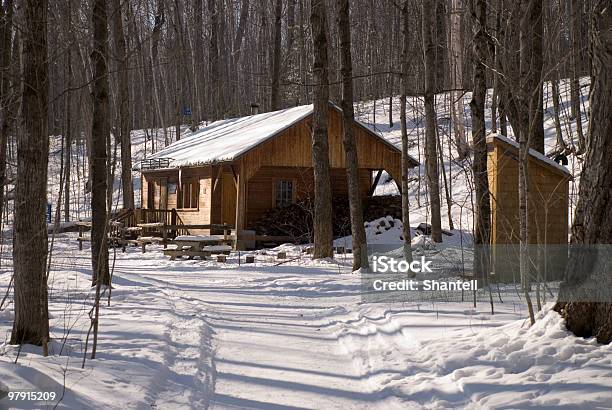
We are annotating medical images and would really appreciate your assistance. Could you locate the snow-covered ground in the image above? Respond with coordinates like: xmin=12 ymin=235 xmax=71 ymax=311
xmin=1 ymin=236 xmax=611 ymax=409
xmin=2 ymin=79 xmax=611 ymax=409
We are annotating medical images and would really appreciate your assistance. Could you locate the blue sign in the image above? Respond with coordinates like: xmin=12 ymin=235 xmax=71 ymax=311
xmin=182 ymin=106 xmax=192 ymax=116
xmin=46 ymin=203 xmax=52 ymax=223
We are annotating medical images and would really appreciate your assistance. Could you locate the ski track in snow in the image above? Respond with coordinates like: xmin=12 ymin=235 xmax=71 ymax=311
xmin=1 ymin=239 xmax=612 ymax=409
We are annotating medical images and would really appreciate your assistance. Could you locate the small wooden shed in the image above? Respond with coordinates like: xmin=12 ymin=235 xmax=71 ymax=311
xmin=486 ymin=134 xmax=572 ymax=280
xmin=137 ymin=102 xmax=418 ymax=248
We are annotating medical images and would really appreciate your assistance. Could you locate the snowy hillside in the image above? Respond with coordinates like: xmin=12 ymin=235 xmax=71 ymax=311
xmin=45 ymin=78 xmax=587 ymax=238
xmin=354 ymin=77 xmax=587 ymax=236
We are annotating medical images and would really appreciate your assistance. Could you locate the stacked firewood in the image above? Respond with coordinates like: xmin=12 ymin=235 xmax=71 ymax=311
xmin=363 ymin=195 xmax=402 ymax=221
xmin=253 ymin=195 xmax=403 ymax=243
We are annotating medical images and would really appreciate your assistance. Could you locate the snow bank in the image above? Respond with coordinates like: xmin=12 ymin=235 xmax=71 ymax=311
xmin=340 ymin=305 xmax=612 ymax=408
xmin=334 ymin=216 xmax=411 ymax=249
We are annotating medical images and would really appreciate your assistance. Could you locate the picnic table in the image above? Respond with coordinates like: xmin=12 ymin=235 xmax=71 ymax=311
xmin=164 ymin=235 xmax=232 ymax=260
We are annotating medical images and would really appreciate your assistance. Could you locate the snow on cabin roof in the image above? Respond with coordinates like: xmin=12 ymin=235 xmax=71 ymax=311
xmin=487 ymin=133 xmax=572 ymax=176
xmin=143 ymin=103 xmax=411 ymax=169
xmin=146 ymin=105 xmax=313 ymax=167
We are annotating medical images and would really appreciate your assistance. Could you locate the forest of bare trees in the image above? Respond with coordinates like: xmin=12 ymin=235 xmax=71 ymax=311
xmin=1 ymin=0 xmax=610 ymax=357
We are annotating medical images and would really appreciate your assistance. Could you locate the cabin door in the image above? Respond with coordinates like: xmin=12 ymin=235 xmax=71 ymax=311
xmin=159 ymin=177 xmax=168 ymax=210
xmin=147 ymin=180 xmax=155 ymax=209
xmin=221 ymin=172 xmax=237 ymax=226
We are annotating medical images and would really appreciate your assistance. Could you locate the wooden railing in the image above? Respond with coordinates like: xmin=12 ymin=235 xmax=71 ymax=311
xmin=139 ymin=157 xmax=172 ymax=169
xmin=107 ymin=209 xmax=293 ymax=249
xmin=110 ymin=208 xmax=191 ymax=239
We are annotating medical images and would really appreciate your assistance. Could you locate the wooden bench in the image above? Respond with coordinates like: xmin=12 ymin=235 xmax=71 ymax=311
xmin=77 ymin=236 xmax=90 ymax=251
xmin=163 ymin=244 xmax=232 ymax=261
xmin=137 ymin=236 xmax=164 ymax=253
xmin=164 ymin=249 xmax=210 ymax=260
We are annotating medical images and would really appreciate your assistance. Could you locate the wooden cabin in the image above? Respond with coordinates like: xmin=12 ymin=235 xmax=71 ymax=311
xmin=137 ymin=103 xmax=418 ymax=249
xmin=486 ymin=134 xmax=572 ymax=281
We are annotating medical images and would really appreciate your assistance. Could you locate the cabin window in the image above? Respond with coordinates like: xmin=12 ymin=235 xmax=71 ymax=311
xmin=179 ymin=180 xmax=199 ymax=209
xmin=168 ymin=182 xmax=177 ymax=195
xmin=275 ymin=180 xmax=294 ymax=208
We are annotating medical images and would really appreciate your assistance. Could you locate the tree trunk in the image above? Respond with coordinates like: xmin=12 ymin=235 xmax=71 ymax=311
xmin=112 ymin=0 xmax=133 ymax=209
xmin=519 ymin=0 xmax=537 ymax=325
xmin=91 ymin=0 xmax=110 ymax=286
xmin=0 ymin=0 xmax=15 ymax=227
xmin=529 ymin=0 xmax=544 ymax=154
xmin=555 ymin=1 xmax=612 ymax=344
xmin=193 ymin=0 xmax=204 ymax=127
xmin=422 ymin=0 xmax=443 ymax=243
xmin=570 ymin=0 xmax=586 ymax=153
xmin=172 ymin=0 xmax=186 ymax=142
xmin=448 ymin=0 xmax=469 ymax=160
xmin=208 ymin=0 xmax=220 ymax=120
xmin=151 ymin=0 xmax=167 ymax=144
xmin=337 ymin=0 xmax=367 ymax=271
xmin=64 ymin=73 xmax=72 ymax=221
xmin=10 ymin=0 xmax=50 ymax=347
xmin=469 ymin=0 xmax=491 ymax=280
xmin=551 ymin=76 xmax=567 ymax=153
xmin=232 ymin=0 xmax=249 ymax=69
xmin=399 ymin=1 xmax=413 ymax=264
xmin=310 ymin=0 xmax=333 ymax=259
xmin=496 ymin=1 xmax=508 ymax=138
xmin=270 ymin=0 xmax=282 ymax=110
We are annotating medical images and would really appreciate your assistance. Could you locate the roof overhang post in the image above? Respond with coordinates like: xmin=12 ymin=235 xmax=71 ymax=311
xmin=234 ymin=160 xmax=248 ymax=250
xmin=368 ymin=170 xmax=384 ymax=197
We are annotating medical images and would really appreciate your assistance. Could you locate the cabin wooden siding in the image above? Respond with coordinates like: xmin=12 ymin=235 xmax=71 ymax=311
xmin=487 ymin=137 xmax=570 ymax=246
xmin=141 ymin=167 xmax=213 ymax=234
xmin=239 ymin=107 xmax=408 ymax=183
xmin=245 ymin=166 xmax=371 ymax=227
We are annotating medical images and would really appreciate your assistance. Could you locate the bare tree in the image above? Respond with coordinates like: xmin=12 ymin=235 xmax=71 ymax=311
xmin=193 ymin=0 xmax=204 ymax=126
xmin=10 ymin=0 xmax=50 ymax=348
xmin=208 ymin=0 xmax=220 ymax=120
xmin=555 ymin=0 xmax=612 ymax=344
xmin=422 ymin=0 xmax=443 ymax=243
xmin=569 ymin=0 xmax=585 ymax=153
xmin=518 ymin=0 xmax=539 ymax=325
xmin=399 ymin=0 xmax=413 ymax=264
xmin=337 ymin=0 xmax=367 ymax=270
xmin=64 ymin=0 xmax=73 ymax=222
xmin=0 ymin=0 xmax=15 ymax=226
xmin=91 ymin=0 xmax=110 ymax=286
xmin=310 ymin=0 xmax=333 ymax=259
xmin=270 ymin=0 xmax=283 ymax=110
xmin=469 ymin=0 xmax=491 ymax=280
xmin=111 ymin=0 xmax=133 ymax=209
xmin=449 ymin=0 xmax=469 ymax=160
xmin=529 ymin=0 xmax=544 ymax=154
